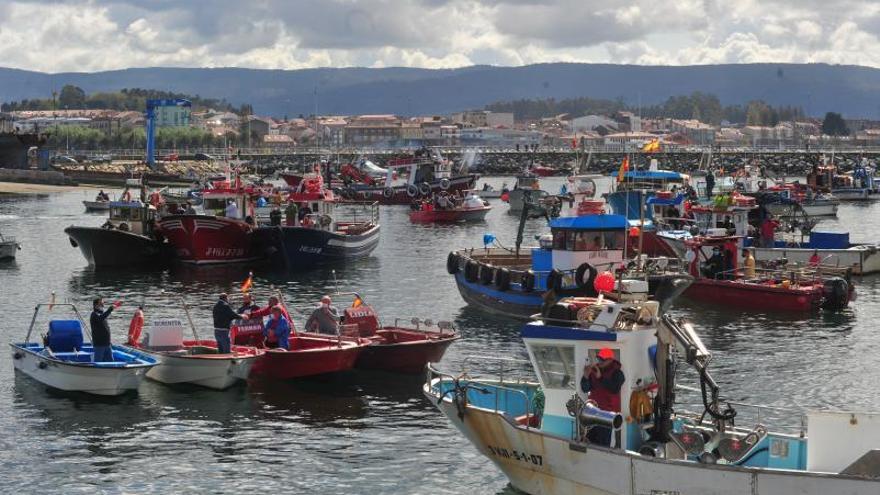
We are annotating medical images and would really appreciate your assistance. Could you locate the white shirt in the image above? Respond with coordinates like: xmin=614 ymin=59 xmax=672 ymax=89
xmin=225 ymin=202 xmax=240 ymax=219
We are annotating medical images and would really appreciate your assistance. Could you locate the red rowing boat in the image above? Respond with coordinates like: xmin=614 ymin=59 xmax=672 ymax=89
xmin=250 ymin=334 xmax=365 ymax=379
xmin=409 ymin=203 xmax=491 ymax=223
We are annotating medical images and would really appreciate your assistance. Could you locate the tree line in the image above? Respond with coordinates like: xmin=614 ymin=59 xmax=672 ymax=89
xmin=2 ymin=86 xmax=243 ymax=114
xmin=45 ymin=125 xmax=238 ymax=150
xmin=485 ymin=92 xmax=806 ymax=126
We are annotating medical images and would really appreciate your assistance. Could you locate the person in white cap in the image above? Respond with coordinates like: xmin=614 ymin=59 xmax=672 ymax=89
xmin=305 ymin=295 xmax=340 ymax=335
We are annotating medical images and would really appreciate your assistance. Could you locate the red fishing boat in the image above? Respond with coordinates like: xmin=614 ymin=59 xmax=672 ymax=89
xmin=409 ymin=193 xmax=491 ymax=223
xmin=682 ymin=236 xmax=853 ymax=312
xmin=158 ymin=178 xmax=261 ymax=264
xmin=330 ymin=293 xmax=460 ymax=373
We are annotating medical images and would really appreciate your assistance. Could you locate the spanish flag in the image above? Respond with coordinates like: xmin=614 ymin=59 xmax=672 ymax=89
xmin=240 ymin=272 xmax=253 ymax=293
xmin=352 ymin=297 xmax=363 ymax=308
xmin=617 ymin=156 xmax=630 ymax=183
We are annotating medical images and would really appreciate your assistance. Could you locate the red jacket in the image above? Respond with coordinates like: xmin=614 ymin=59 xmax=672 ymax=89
xmin=580 ymin=360 xmax=625 ymax=412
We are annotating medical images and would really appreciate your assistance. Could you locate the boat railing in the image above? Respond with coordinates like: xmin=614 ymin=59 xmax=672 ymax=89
xmin=714 ymin=263 xmax=850 ymax=283
xmin=676 ymin=384 xmax=807 ymax=436
xmin=426 ymin=361 xmax=535 ymax=427
xmin=333 ymin=200 xmax=380 ymax=226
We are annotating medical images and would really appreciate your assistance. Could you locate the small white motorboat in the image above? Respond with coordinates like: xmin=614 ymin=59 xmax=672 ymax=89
xmin=125 ymin=317 xmax=263 ymax=390
xmin=0 ymin=228 xmax=20 ymax=260
xmin=10 ymin=303 xmax=157 ymax=396
xmin=83 ymin=200 xmax=110 ymax=212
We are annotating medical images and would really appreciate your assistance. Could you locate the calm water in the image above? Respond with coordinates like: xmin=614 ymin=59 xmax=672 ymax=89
xmin=2 ymin=178 xmax=880 ymax=494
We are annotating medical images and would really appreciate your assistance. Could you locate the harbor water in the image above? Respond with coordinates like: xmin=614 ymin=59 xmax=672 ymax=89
xmin=2 ymin=177 xmax=880 ymax=494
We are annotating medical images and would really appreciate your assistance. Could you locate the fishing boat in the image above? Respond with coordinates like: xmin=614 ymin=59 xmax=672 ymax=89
xmin=256 ymin=173 xmax=381 ymax=270
xmin=811 ymin=161 xmax=875 ymax=201
xmin=328 ymin=292 xmax=460 ymax=373
xmin=409 ymin=192 xmax=491 ymax=223
xmin=10 ymin=303 xmax=157 ymax=396
xmin=249 ymin=334 xmax=366 ymax=379
xmin=750 ymin=230 xmax=880 ymax=275
xmin=425 ymin=279 xmax=880 ymax=495
xmin=683 ymin=236 xmax=853 ymax=312
xmin=125 ymin=317 xmax=262 ymax=390
xmin=344 ymin=148 xmax=478 ymax=205
xmin=449 ymin=214 xmax=635 ymax=319
xmin=65 ymin=200 xmax=172 ymax=268
xmin=82 ymin=199 xmax=111 ymax=212
xmin=505 ymin=175 xmax=551 ymax=213
xmin=654 ymin=195 xmax=757 ymax=259
xmin=0 ymin=228 xmax=20 ymax=260
xmin=158 ymin=178 xmax=262 ymax=264
xmin=476 ymin=183 xmax=507 ymax=199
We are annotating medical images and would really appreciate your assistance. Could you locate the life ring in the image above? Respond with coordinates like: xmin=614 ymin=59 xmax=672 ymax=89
xmin=495 ymin=267 xmax=511 ymax=291
xmin=480 ymin=264 xmax=495 ymax=285
xmin=439 ymin=178 xmax=451 ymax=190
xmin=464 ymin=260 xmax=479 ymax=282
xmin=419 ymin=182 xmax=432 ymax=196
xmin=447 ymin=252 xmax=460 ymax=274
xmin=383 ymin=187 xmax=394 ymax=199
xmin=575 ymin=263 xmax=598 ymax=291
xmin=520 ymin=270 xmax=536 ymax=292
xmin=406 ymin=184 xmax=419 ymax=198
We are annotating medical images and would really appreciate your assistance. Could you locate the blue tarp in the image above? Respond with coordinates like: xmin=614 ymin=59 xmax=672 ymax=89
xmin=645 ymin=194 xmax=686 ymax=206
xmin=549 ymin=214 xmax=629 ymax=230
xmin=610 ymin=170 xmax=686 ymax=180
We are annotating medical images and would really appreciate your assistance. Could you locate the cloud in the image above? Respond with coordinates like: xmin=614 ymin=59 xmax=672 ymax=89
xmin=0 ymin=0 xmax=879 ymax=72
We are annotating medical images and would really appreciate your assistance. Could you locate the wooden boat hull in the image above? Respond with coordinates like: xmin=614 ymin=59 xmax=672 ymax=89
xmin=64 ymin=226 xmax=171 ymax=268
xmin=356 ymin=329 xmax=459 ymax=373
xmin=409 ymin=206 xmax=491 ymax=223
xmin=10 ymin=343 xmax=155 ymax=396
xmin=158 ymin=214 xmax=260 ymax=265
xmin=347 ymin=175 xmax=478 ymax=205
xmin=250 ymin=335 xmax=363 ymax=379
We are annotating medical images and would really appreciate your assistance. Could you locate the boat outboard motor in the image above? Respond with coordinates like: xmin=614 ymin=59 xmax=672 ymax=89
xmin=821 ymin=277 xmax=850 ymax=311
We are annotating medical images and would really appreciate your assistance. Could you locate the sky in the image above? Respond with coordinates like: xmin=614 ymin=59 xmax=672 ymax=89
xmin=1 ymin=0 xmax=880 ymax=73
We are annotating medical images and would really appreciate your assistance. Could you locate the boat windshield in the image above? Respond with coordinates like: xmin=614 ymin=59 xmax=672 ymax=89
xmin=552 ymin=229 xmax=625 ymax=251
xmin=531 ymin=344 xmax=576 ymax=390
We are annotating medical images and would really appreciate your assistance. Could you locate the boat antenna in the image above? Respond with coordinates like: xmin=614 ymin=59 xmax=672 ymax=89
xmin=332 ymin=269 xmax=340 ymax=294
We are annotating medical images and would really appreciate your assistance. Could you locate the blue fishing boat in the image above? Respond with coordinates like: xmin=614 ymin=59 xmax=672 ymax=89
xmin=10 ymin=303 xmax=157 ymax=396
xmin=448 ymin=215 xmax=630 ymax=319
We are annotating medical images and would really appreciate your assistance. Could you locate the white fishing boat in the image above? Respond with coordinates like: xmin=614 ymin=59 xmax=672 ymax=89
xmin=0 ymin=228 xmax=20 ymax=260
xmin=83 ymin=200 xmax=111 ymax=212
xmin=10 ymin=303 xmax=157 ymax=396
xmin=125 ymin=315 xmax=263 ymax=390
xmin=425 ymin=279 xmax=880 ymax=495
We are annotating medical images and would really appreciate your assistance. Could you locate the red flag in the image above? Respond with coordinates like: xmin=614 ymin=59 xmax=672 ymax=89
xmin=571 ymin=137 xmax=578 ymax=149
xmin=240 ymin=271 xmax=253 ymax=293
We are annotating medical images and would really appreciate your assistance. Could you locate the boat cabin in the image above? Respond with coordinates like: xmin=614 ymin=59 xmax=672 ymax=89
xmin=689 ymin=200 xmax=754 ymax=238
xmin=533 ymin=215 xmax=627 ymax=289
xmin=107 ymin=201 xmax=158 ymax=236
xmin=684 ymin=236 xmax=741 ymax=280
xmin=384 ymin=148 xmax=453 ymax=187
xmin=515 ymin=175 xmax=541 ymax=191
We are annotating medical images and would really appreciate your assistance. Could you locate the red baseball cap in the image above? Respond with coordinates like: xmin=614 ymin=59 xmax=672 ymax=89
xmin=597 ymin=348 xmax=614 ymax=360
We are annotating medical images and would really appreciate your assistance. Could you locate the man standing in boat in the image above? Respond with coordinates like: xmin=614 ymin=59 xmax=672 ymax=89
xmin=580 ymin=348 xmax=625 ymax=446
xmin=305 ymin=295 xmax=340 ymax=335
xmin=213 ymin=293 xmax=247 ymax=354
xmin=91 ymin=297 xmax=122 ymax=362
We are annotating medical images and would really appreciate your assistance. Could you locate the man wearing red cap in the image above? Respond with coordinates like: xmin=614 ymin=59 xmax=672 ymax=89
xmin=581 ymin=347 xmax=625 ymax=446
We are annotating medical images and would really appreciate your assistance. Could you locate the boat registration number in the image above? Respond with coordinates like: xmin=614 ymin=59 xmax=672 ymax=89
xmin=299 ymin=246 xmax=322 ymax=254
xmin=487 ymin=445 xmax=543 ymax=466
xmin=205 ymin=247 xmax=245 ymax=257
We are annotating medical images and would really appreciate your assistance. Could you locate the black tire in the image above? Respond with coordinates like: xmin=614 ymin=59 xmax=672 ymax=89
xmin=495 ymin=267 xmax=511 ymax=291
xmin=447 ymin=252 xmax=460 ymax=274
xmin=118 ymin=222 xmax=130 ymax=232
xmin=406 ymin=184 xmax=419 ymax=197
xmin=521 ymin=270 xmax=535 ymax=292
xmin=480 ymin=264 xmax=495 ymax=285
xmin=546 ymin=269 xmax=564 ymax=291
xmin=575 ymin=263 xmax=598 ymax=290
xmin=464 ymin=260 xmax=479 ymax=283
xmin=383 ymin=187 xmax=394 ymax=199
xmin=419 ymin=182 xmax=432 ymax=196
xmin=440 ymin=178 xmax=451 ymax=190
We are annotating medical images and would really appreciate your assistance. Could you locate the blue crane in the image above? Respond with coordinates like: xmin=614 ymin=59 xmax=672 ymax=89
xmin=145 ymin=98 xmax=191 ymax=169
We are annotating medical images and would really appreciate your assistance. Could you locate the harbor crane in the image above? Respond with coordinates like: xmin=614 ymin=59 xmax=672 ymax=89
xmin=145 ymin=98 xmax=191 ymax=169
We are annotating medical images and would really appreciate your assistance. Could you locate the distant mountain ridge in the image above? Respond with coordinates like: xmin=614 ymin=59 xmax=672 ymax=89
xmin=1 ymin=63 xmax=878 ymax=118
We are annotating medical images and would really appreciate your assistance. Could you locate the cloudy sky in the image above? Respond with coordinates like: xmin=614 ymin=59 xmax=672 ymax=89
xmin=1 ymin=0 xmax=879 ymax=72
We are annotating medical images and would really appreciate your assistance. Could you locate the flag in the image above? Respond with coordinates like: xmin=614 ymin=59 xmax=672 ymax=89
xmin=240 ymin=272 xmax=253 ymax=293
xmin=642 ymin=138 xmax=661 ymax=153
xmin=571 ymin=137 xmax=578 ymax=149
xmin=617 ymin=156 xmax=630 ymax=183
xmin=352 ymin=297 xmax=363 ymax=308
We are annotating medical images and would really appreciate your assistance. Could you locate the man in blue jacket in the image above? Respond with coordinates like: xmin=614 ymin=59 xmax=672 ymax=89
xmin=263 ymin=306 xmax=291 ymax=350
xmin=91 ymin=297 xmax=122 ymax=362
xmin=213 ymin=293 xmax=247 ymax=354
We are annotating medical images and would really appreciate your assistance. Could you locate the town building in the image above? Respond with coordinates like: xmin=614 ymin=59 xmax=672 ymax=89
xmin=345 ymin=114 xmax=401 ymax=146
xmin=451 ymin=111 xmax=514 ymax=128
